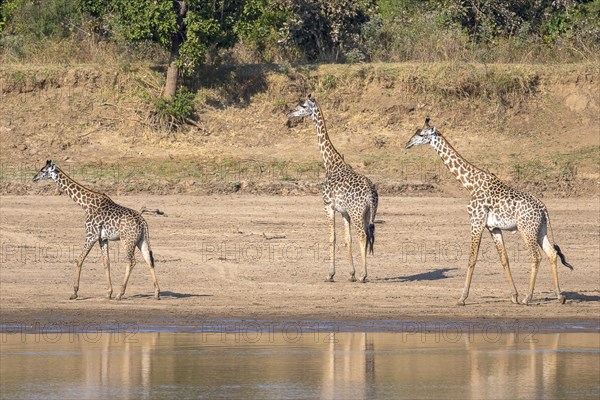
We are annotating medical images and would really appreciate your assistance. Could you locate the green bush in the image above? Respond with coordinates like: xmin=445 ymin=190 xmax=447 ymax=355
xmin=152 ymin=91 xmax=196 ymax=131
xmin=1 ymin=0 xmax=81 ymax=38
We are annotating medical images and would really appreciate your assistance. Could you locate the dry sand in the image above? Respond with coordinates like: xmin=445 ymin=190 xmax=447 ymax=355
xmin=1 ymin=195 xmax=598 ymax=331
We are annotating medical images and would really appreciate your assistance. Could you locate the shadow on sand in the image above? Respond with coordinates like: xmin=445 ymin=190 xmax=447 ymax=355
xmin=379 ymin=268 xmax=458 ymax=283
xmin=563 ymin=292 xmax=600 ymax=302
xmin=128 ymin=291 xmax=212 ymax=299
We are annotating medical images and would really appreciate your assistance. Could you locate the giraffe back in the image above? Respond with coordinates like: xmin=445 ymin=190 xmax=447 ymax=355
xmin=325 ymin=164 xmax=377 ymax=219
xmin=471 ymin=174 xmax=547 ymax=233
xmin=85 ymin=196 xmax=147 ymax=244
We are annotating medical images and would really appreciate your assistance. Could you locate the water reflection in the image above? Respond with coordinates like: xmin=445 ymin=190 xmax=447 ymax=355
xmin=1 ymin=329 xmax=599 ymax=399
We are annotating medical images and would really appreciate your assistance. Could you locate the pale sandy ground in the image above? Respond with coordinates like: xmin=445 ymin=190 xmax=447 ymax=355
xmin=1 ymin=195 xmax=598 ymax=331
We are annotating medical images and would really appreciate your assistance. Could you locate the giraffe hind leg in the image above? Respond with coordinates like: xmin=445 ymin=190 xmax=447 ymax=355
xmin=522 ymin=230 xmax=542 ymax=305
xmin=116 ymin=239 xmax=137 ymax=300
xmin=356 ymin=229 xmax=368 ymax=283
xmin=355 ymin=210 xmax=370 ymax=283
xmin=539 ymin=233 xmax=566 ymax=304
xmin=138 ymin=237 xmax=161 ymax=300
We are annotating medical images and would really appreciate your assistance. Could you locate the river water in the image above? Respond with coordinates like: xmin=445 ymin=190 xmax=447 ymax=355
xmin=1 ymin=326 xmax=599 ymax=399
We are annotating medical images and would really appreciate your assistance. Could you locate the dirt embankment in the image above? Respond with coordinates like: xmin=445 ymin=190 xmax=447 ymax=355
xmin=0 ymin=63 xmax=598 ymax=197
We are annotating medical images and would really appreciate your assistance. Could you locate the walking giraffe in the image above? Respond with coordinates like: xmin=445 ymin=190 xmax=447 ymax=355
xmin=288 ymin=95 xmax=378 ymax=282
xmin=33 ymin=160 xmax=161 ymax=300
xmin=406 ymin=118 xmax=572 ymax=305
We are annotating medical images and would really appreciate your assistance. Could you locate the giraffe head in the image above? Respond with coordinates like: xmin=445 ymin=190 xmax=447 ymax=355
xmin=287 ymin=94 xmax=319 ymax=119
xmin=33 ymin=160 xmax=58 ymax=182
xmin=405 ymin=117 xmax=439 ymax=149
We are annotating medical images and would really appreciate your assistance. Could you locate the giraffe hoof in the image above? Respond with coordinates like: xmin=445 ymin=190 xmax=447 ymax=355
xmin=115 ymin=294 xmax=123 ymax=301
xmin=69 ymin=294 xmax=78 ymax=300
xmin=325 ymin=278 xmax=335 ymax=283
xmin=349 ymin=276 xmax=357 ymax=282
xmin=511 ymin=294 xmax=519 ymax=304
xmin=155 ymin=293 xmax=161 ymax=300
xmin=521 ymin=297 xmax=531 ymax=305
xmin=457 ymin=299 xmax=466 ymax=306
xmin=559 ymin=295 xmax=566 ymax=304
xmin=358 ymin=277 xmax=367 ymax=283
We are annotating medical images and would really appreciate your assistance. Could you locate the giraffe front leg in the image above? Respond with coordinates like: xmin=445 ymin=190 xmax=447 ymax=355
xmin=458 ymin=223 xmax=484 ymax=306
xmin=99 ymin=239 xmax=112 ymax=299
xmin=325 ymin=206 xmax=336 ymax=282
xmin=342 ymin=215 xmax=356 ymax=282
xmin=71 ymin=236 xmax=97 ymax=300
xmin=325 ymin=216 xmax=335 ymax=282
xmin=489 ymin=228 xmax=519 ymax=304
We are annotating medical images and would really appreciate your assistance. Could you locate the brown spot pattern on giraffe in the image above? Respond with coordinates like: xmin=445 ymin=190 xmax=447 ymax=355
xmin=33 ymin=161 xmax=160 ymax=300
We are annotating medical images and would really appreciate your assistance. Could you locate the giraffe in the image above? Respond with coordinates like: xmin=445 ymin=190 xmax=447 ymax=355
xmin=33 ymin=160 xmax=161 ymax=300
xmin=288 ymin=95 xmax=378 ymax=283
xmin=405 ymin=117 xmax=573 ymax=305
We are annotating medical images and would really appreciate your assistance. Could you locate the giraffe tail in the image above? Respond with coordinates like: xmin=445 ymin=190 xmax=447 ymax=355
xmin=366 ymin=192 xmax=377 ymax=255
xmin=142 ymin=220 xmax=156 ymax=268
xmin=149 ymin=249 xmax=155 ymax=268
xmin=544 ymin=209 xmax=573 ymax=270
xmin=553 ymin=244 xmax=573 ymax=270
xmin=366 ymin=223 xmax=375 ymax=255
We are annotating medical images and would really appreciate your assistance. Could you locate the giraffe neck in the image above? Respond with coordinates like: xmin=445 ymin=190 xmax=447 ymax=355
xmin=311 ymin=106 xmax=346 ymax=173
xmin=430 ymin=135 xmax=482 ymax=193
xmin=52 ymin=166 xmax=106 ymax=209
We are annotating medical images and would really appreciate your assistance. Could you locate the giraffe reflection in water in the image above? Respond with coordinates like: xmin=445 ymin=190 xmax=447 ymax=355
xmin=1 ymin=330 xmax=598 ymax=399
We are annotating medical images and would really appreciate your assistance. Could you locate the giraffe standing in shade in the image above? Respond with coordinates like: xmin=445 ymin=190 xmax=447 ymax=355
xmin=288 ymin=95 xmax=378 ymax=282
xmin=33 ymin=160 xmax=161 ymax=300
xmin=406 ymin=118 xmax=572 ymax=305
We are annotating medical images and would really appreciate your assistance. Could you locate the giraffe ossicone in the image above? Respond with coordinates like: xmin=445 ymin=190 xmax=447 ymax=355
xmin=33 ymin=160 xmax=161 ymax=301
xmin=406 ymin=118 xmax=572 ymax=305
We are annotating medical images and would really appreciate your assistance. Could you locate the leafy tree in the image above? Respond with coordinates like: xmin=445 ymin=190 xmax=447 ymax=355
xmin=278 ymin=0 xmax=377 ymax=62
xmin=1 ymin=0 xmax=79 ymax=38
xmin=234 ymin=0 xmax=292 ymax=62
xmin=440 ymin=0 xmax=600 ymax=43
xmin=81 ymin=0 xmax=244 ymax=98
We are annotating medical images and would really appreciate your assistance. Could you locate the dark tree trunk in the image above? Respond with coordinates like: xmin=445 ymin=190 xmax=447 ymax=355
xmin=162 ymin=1 xmax=188 ymax=99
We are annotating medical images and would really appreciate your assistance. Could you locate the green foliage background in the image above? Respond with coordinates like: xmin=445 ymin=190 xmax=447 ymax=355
xmin=1 ymin=0 xmax=598 ymax=64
